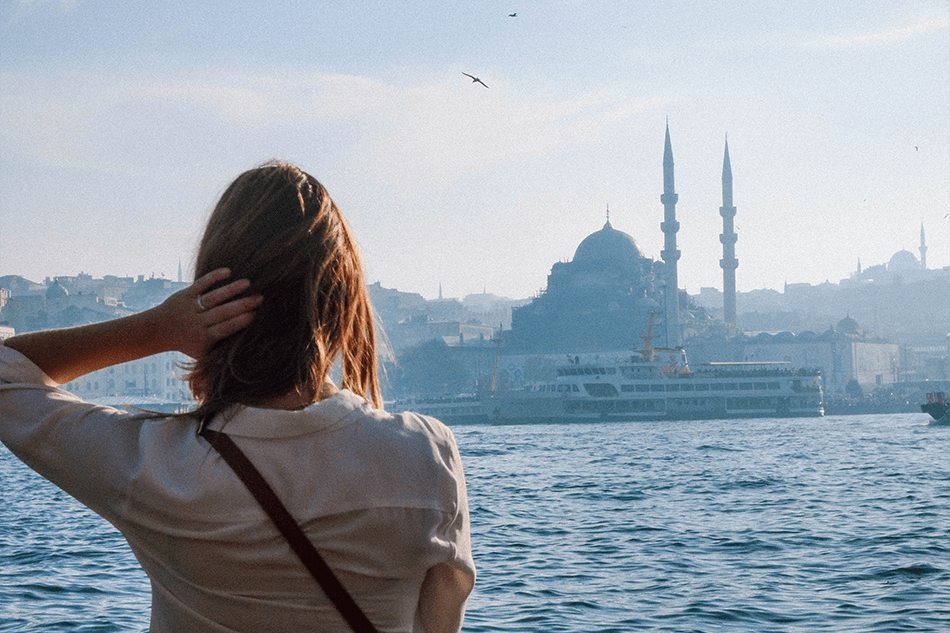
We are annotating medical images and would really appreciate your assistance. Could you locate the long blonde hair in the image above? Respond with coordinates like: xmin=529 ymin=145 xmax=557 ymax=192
xmin=188 ymin=161 xmax=381 ymax=420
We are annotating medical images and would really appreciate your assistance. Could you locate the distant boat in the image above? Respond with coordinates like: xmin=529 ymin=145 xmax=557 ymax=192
xmin=921 ymin=392 xmax=949 ymax=421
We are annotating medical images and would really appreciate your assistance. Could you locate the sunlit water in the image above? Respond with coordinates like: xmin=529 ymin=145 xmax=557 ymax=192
xmin=2 ymin=413 xmax=948 ymax=632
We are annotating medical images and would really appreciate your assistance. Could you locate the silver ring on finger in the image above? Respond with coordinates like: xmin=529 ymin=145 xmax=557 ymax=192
xmin=196 ymin=295 xmax=209 ymax=312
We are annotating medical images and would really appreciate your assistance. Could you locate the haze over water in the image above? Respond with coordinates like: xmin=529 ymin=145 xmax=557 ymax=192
xmin=3 ymin=412 xmax=948 ymax=632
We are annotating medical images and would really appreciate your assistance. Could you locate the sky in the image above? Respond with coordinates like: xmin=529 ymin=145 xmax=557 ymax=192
xmin=1 ymin=1 xmax=948 ymax=301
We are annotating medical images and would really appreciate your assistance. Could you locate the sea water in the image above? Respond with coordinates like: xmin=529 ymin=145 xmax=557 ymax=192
xmin=1 ymin=413 xmax=948 ymax=632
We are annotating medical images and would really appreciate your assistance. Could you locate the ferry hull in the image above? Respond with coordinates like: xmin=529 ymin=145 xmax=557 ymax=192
xmin=486 ymin=394 xmax=823 ymax=425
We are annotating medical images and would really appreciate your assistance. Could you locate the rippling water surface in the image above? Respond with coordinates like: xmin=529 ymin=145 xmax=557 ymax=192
xmin=2 ymin=413 xmax=948 ymax=632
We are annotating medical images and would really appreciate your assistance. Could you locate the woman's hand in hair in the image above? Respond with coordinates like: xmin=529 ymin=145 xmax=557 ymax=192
xmin=3 ymin=269 xmax=260 ymax=383
xmin=159 ymin=268 xmax=262 ymax=361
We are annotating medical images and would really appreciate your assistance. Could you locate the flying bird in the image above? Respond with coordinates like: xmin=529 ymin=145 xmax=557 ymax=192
xmin=509 ymin=13 xmax=517 ymax=17
xmin=462 ymin=72 xmax=489 ymax=88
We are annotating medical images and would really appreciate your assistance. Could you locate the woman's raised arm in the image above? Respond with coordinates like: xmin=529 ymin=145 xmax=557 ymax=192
xmin=3 ymin=268 xmax=260 ymax=384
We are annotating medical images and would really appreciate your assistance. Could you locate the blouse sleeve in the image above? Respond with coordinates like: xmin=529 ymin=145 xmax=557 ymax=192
xmin=0 ymin=344 xmax=145 ymax=521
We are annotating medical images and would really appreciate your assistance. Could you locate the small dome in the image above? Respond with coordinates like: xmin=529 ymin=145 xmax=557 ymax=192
xmin=888 ymin=250 xmax=921 ymax=271
xmin=837 ymin=315 xmax=861 ymax=335
xmin=573 ymin=220 xmax=645 ymax=264
xmin=45 ymin=281 xmax=68 ymax=301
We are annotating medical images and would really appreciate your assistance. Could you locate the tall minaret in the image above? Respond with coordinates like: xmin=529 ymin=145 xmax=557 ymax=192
xmin=719 ymin=137 xmax=738 ymax=326
xmin=919 ymin=223 xmax=928 ymax=269
xmin=660 ymin=121 xmax=682 ymax=347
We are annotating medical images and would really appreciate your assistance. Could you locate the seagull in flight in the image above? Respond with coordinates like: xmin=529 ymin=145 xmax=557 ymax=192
xmin=462 ymin=72 xmax=489 ymax=88
xmin=509 ymin=13 xmax=517 ymax=17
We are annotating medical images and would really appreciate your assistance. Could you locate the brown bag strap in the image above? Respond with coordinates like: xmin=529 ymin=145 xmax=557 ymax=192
xmin=199 ymin=426 xmax=379 ymax=633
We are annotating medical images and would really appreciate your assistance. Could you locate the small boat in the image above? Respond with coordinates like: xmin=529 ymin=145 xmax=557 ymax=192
xmin=921 ymin=392 xmax=949 ymax=421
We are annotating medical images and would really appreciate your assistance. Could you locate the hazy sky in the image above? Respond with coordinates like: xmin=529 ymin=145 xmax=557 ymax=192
xmin=2 ymin=1 xmax=948 ymax=300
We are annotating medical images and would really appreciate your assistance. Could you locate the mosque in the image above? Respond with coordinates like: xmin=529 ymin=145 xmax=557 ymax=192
xmin=505 ymin=124 xmax=736 ymax=353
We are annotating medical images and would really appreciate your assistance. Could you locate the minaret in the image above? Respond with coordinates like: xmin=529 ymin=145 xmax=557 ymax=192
xmin=178 ymin=260 xmax=183 ymax=283
xmin=920 ymin=223 xmax=927 ymax=269
xmin=660 ymin=121 xmax=682 ymax=347
xmin=719 ymin=137 xmax=738 ymax=326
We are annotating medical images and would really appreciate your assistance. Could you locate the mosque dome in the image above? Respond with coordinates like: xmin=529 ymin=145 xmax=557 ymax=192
xmin=888 ymin=250 xmax=921 ymax=271
xmin=573 ymin=220 xmax=645 ymax=265
xmin=45 ymin=280 xmax=68 ymax=301
xmin=837 ymin=315 xmax=862 ymax=336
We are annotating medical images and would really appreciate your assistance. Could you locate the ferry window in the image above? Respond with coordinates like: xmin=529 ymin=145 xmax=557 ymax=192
xmin=695 ymin=384 xmax=709 ymax=391
xmin=636 ymin=384 xmax=650 ymax=392
xmin=768 ymin=382 xmax=780 ymax=390
xmin=621 ymin=385 xmax=636 ymax=392
xmin=723 ymin=383 xmax=738 ymax=390
xmin=681 ymin=383 xmax=694 ymax=391
xmin=572 ymin=384 xmax=579 ymax=392
xmin=754 ymin=383 xmax=767 ymax=390
xmin=710 ymin=383 xmax=724 ymax=391
xmin=740 ymin=383 xmax=754 ymax=390
xmin=666 ymin=384 xmax=680 ymax=392
xmin=606 ymin=368 xmax=616 ymax=374
xmin=650 ymin=384 xmax=664 ymax=392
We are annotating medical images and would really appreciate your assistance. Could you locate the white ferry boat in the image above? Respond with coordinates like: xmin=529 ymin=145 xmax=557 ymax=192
xmin=486 ymin=348 xmax=823 ymax=425
xmin=390 ymin=347 xmax=824 ymax=425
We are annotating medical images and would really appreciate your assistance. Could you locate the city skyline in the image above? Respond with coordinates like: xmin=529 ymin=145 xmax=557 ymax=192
xmin=2 ymin=1 xmax=948 ymax=300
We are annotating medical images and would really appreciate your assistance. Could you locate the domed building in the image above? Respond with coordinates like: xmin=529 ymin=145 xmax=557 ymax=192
xmin=45 ymin=280 xmax=69 ymax=302
xmin=506 ymin=217 xmax=663 ymax=352
xmin=887 ymin=249 xmax=921 ymax=271
xmin=503 ymin=124 xmax=702 ymax=354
